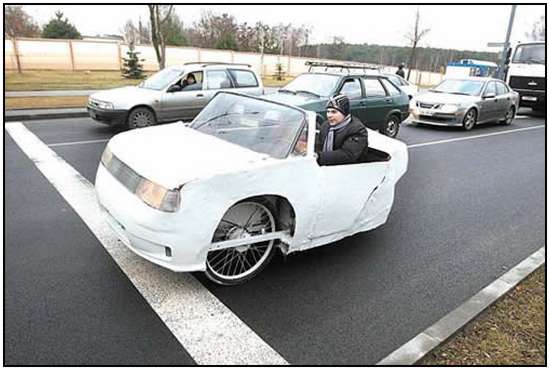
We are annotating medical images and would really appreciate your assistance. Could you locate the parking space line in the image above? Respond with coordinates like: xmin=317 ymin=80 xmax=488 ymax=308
xmin=4 ymin=122 xmax=288 ymax=366
xmin=407 ymin=125 xmax=545 ymax=149
xmin=48 ymin=138 xmax=110 ymax=147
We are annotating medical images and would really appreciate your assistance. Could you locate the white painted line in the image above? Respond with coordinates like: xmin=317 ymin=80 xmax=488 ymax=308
xmin=5 ymin=122 xmax=288 ymax=366
xmin=377 ymin=246 xmax=545 ymax=365
xmin=48 ymin=138 xmax=109 ymax=147
xmin=407 ymin=125 xmax=545 ymax=149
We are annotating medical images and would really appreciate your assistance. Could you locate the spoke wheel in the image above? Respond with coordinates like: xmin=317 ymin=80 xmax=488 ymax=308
xmin=206 ymin=201 xmax=277 ymax=285
xmin=128 ymin=107 xmax=156 ymax=129
xmin=462 ymin=109 xmax=477 ymax=131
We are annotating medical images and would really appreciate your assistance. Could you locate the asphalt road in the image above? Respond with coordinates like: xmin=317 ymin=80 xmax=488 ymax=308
xmin=4 ymin=110 xmax=546 ymax=365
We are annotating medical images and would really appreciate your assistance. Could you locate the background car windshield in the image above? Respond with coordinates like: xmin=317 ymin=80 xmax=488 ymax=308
xmin=283 ymin=74 xmax=340 ymax=96
xmin=141 ymin=68 xmax=183 ymax=90
xmin=433 ymin=79 xmax=484 ymax=95
xmin=512 ymin=44 xmax=545 ymax=64
xmin=190 ymin=93 xmax=306 ymax=159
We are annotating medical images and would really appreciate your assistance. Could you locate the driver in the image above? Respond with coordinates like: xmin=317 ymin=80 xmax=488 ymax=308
xmin=315 ymin=94 xmax=368 ymax=166
xmin=182 ymin=73 xmax=197 ymax=88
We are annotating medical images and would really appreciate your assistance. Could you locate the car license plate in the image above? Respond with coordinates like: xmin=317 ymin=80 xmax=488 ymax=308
xmin=522 ymin=96 xmax=537 ymax=102
xmin=419 ymin=109 xmax=433 ymax=116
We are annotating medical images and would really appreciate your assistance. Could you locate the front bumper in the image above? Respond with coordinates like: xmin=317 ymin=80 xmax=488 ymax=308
xmin=87 ymin=106 xmax=128 ymax=125
xmin=95 ymin=164 xmax=209 ymax=272
xmin=513 ymin=89 xmax=545 ymax=108
xmin=408 ymin=109 xmax=465 ymax=127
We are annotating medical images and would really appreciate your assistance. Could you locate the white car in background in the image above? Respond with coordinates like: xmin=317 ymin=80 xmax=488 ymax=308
xmin=384 ymin=74 xmax=419 ymax=99
xmin=95 ymin=92 xmax=408 ymax=285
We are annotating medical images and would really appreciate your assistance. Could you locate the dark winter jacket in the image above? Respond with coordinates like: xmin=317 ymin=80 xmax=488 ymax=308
xmin=396 ymin=69 xmax=405 ymax=78
xmin=315 ymin=116 xmax=368 ymax=166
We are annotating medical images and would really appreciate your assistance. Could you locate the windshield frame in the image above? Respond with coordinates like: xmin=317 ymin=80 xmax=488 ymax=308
xmin=432 ymin=79 xmax=487 ymax=96
xmin=189 ymin=91 xmax=313 ymax=160
xmin=140 ymin=67 xmax=185 ymax=91
xmin=281 ymin=72 xmax=342 ymax=97
xmin=512 ymin=43 xmax=545 ymax=64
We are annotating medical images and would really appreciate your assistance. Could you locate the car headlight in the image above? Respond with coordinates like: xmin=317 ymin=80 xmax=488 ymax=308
xmin=135 ymin=179 xmax=180 ymax=212
xmin=90 ymin=98 xmax=114 ymax=110
xmin=440 ymin=104 xmax=459 ymax=114
xmin=101 ymin=145 xmax=113 ymax=167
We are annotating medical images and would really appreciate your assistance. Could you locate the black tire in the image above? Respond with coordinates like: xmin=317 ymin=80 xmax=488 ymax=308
xmin=127 ymin=107 xmax=156 ymax=129
xmin=381 ymin=114 xmax=400 ymax=138
xmin=500 ymin=106 xmax=515 ymax=125
xmin=462 ymin=108 xmax=477 ymax=131
xmin=205 ymin=201 xmax=277 ymax=285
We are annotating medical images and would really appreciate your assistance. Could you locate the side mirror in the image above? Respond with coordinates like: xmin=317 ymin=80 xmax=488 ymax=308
xmin=167 ymin=85 xmax=182 ymax=93
xmin=483 ymin=92 xmax=496 ymax=99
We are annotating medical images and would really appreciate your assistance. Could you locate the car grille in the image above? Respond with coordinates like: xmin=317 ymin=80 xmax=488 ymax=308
xmin=419 ymin=115 xmax=454 ymax=122
xmin=103 ymin=154 xmax=143 ymax=193
xmin=509 ymin=76 xmax=545 ymax=91
xmin=417 ymin=102 xmax=441 ymax=109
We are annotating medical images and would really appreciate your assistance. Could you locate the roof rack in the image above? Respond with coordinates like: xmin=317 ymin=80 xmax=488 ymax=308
xmin=184 ymin=62 xmax=252 ymax=68
xmin=305 ymin=61 xmax=380 ymax=73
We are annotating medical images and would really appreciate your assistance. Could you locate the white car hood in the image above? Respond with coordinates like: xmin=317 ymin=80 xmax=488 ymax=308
xmin=108 ymin=123 xmax=272 ymax=189
xmin=91 ymin=86 xmax=160 ymax=103
xmin=416 ymin=92 xmax=478 ymax=104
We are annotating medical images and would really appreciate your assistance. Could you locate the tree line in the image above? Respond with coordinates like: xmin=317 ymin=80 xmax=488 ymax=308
xmin=5 ymin=5 xmax=544 ymax=72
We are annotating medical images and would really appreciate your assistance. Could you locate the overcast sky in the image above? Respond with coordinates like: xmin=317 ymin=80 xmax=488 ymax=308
xmin=22 ymin=4 xmax=545 ymax=52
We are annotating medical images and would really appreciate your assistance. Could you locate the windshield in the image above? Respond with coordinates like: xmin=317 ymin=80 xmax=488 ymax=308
xmin=282 ymin=73 xmax=340 ymax=96
xmin=141 ymin=68 xmax=183 ymax=90
xmin=512 ymin=44 xmax=545 ymax=64
xmin=190 ymin=93 xmax=306 ymax=159
xmin=432 ymin=79 xmax=485 ymax=96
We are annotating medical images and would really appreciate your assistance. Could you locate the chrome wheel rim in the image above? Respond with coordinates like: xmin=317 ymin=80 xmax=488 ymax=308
xmin=207 ymin=202 xmax=275 ymax=281
xmin=505 ymin=108 xmax=514 ymax=124
xmin=464 ymin=111 xmax=476 ymax=129
xmin=131 ymin=111 xmax=153 ymax=127
xmin=386 ymin=119 xmax=397 ymax=137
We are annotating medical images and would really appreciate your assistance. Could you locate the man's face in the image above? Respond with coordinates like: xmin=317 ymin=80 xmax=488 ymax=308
xmin=326 ymin=108 xmax=345 ymax=126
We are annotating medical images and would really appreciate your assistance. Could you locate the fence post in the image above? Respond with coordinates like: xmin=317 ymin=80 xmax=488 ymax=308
xmin=197 ymin=48 xmax=201 ymax=62
xmin=287 ymin=55 xmax=291 ymax=77
xmin=230 ymin=50 xmax=234 ymax=63
xmin=117 ymin=42 xmax=123 ymax=70
xmin=68 ymin=40 xmax=76 ymax=71
xmin=12 ymin=38 xmax=22 ymax=73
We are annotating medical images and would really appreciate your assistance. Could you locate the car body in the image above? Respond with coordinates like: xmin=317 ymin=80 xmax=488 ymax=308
xmin=383 ymin=73 xmax=419 ymax=99
xmin=87 ymin=63 xmax=264 ymax=129
xmin=264 ymin=69 xmax=410 ymax=138
xmin=506 ymin=42 xmax=545 ymax=111
xmin=409 ymin=77 xmax=519 ymax=130
xmin=95 ymin=92 xmax=408 ymax=285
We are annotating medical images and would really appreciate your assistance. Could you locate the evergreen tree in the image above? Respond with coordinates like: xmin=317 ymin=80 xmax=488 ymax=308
xmin=121 ymin=42 xmax=145 ymax=79
xmin=42 ymin=11 xmax=81 ymax=39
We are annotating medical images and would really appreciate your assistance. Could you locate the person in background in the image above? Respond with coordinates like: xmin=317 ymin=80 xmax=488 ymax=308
xmin=396 ymin=63 xmax=406 ymax=78
xmin=315 ymin=94 xmax=368 ymax=166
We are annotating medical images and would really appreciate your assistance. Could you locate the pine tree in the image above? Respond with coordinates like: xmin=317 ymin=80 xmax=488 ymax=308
xmin=121 ymin=42 xmax=145 ymax=79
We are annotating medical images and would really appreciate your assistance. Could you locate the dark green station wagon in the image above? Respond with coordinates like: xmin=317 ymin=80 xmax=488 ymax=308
xmin=264 ymin=62 xmax=410 ymax=138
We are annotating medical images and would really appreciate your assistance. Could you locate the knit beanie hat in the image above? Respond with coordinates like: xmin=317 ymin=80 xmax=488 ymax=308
xmin=326 ymin=94 xmax=350 ymax=116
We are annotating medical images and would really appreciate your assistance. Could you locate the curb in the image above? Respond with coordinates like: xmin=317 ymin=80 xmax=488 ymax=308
xmin=5 ymin=110 xmax=89 ymax=122
xmin=377 ymin=246 xmax=546 ymax=365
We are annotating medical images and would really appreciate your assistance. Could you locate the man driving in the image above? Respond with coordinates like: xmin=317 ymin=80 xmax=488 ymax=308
xmin=315 ymin=94 xmax=368 ymax=166
xmin=181 ymin=73 xmax=197 ymax=89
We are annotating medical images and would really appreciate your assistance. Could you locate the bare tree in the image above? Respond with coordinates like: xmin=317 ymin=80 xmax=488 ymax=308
xmin=148 ymin=5 xmax=174 ymax=69
xmin=525 ymin=14 xmax=545 ymax=41
xmin=5 ymin=5 xmax=41 ymax=37
xmin=405 ymin=7 xmax=430 ymax=80
xmin=121 ymin=20 xmax=138 ymax=44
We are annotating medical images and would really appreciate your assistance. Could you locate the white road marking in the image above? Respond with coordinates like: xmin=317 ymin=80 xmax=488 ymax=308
xmin=48 ymin=138 xmax=109 ymax=147
xmin=407 ymin=125 xmax=545 ymax=149
xmin=5 ymin=122 xmax=288 ymax=366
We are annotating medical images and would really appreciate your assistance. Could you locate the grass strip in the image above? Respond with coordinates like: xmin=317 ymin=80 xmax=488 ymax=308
xmin=5 ymin=96 xmax=88 ymax=109
xmin=419 ymin=265 xmax=546 ymax=365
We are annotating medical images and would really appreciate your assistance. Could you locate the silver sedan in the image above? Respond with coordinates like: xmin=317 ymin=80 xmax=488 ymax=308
xmin=409 ymin=77 xmax=520 ymax=130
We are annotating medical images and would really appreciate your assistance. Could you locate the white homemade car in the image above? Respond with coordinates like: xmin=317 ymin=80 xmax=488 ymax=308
xmin=95 ymin=92 xmax=408 ymax=285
